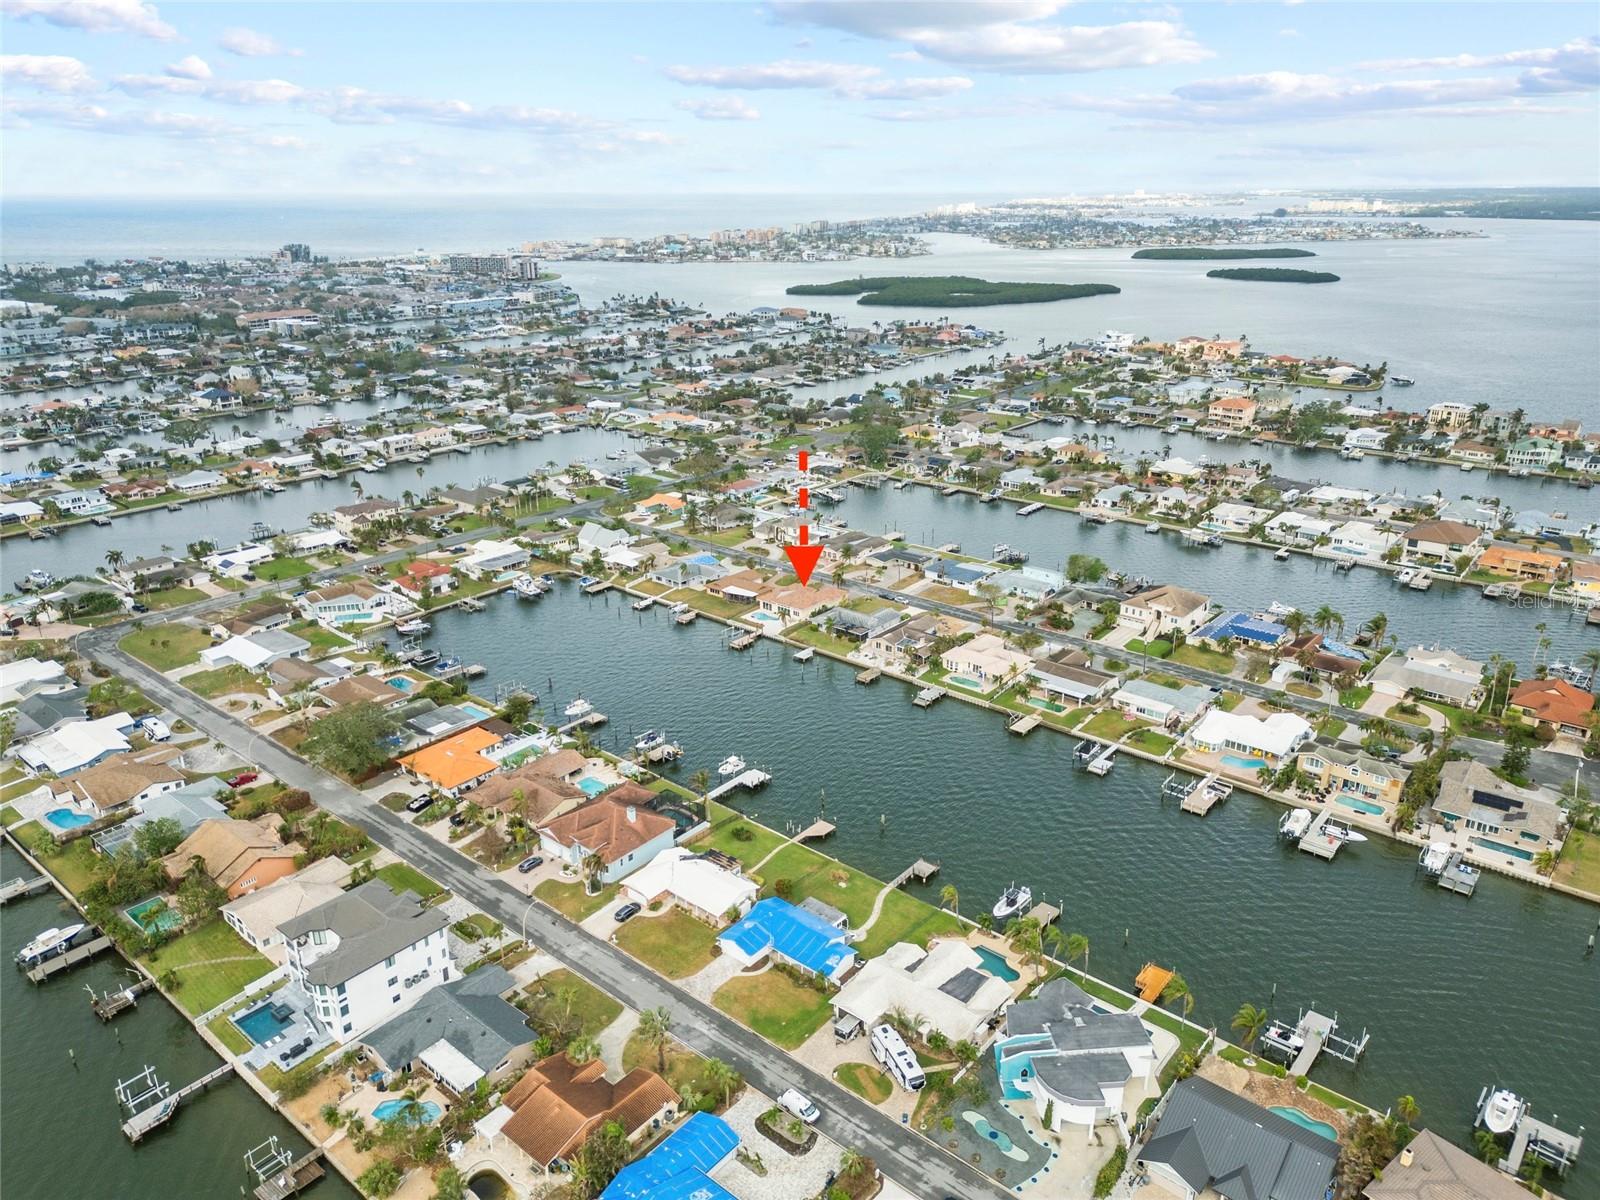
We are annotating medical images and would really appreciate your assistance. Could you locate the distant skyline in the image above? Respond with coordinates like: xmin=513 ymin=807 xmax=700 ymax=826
xmin=2 ymin=1 xmax=1596 ymax=198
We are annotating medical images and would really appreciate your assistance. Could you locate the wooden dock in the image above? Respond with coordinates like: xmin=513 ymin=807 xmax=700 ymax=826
xmin=0 ymin=874 xmax=51 ymax=905
xmin=121 ymin=1062 xmax=235 ymax=1142
xmin=855 ymin=667 xmax=881 ymax=685
xmin=913 ymin=687 xmax=944 ymax=707
xmin=582 ymin=580 xmax=612 ymax=595
xmin=704 ymin=768 xmax=773 ymax=802
xmin=556 ymin=711 xmax=608 ymax=735
xmin=1297 ymin=809 xmax=1344 ymax=859
xmin=729 ymin=630 xmax=759 ymax=650
xmin=92 ymin=977 xmax=154 ymax=1020
xmin=888 ymin=858 xmax=941 ymax=888
xmin=25 ymin=934 xmax=113 ymax=983
xmin=674 ymin=609 xmax=698 ymax=625
xmin=1180 ymin=774 xmax=1233 ymax=816
xmin=1007 ymin=713 xmax=1042 ymax=736
xmin=254 ymin=1149 xmax=327 ymax=1200
xmin=1030 ymin=902 xmax=1059 ymax=929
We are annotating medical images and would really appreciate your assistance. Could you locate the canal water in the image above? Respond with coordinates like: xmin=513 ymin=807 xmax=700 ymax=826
xmin=0 ymin=843 xmax=356 ymax=1199
xmin=404 ymin=588 xmax=1600 ymax=1199
xmin=832 ymin=485 xmax=1597 ymax=674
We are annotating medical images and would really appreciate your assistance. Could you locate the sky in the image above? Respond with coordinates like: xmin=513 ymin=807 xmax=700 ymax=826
xmin=1 ymin=0 xmax=1597 ymax=199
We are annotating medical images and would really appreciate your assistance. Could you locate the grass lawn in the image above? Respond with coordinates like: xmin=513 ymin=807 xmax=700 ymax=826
xmin=702 ymin=527 xmax=755 ymax=548
xmin=36 ymin=835 xmax=104 ymax=895
xmin=666 ymin=587 xmax=755 ymax=621
xmin=919 ymin=584 xmax=979 ymax=606
xmin=184 ymin=664 xmax=267 ymax=699
xmin=142 ymin=585 xmax=209 ymax=610
xmin=712 ymin=970 xmax=834 ymax=1050
xmin=254 ymin=556 xmax=316 ymax=582
xmin=207 ymin=1011 xmax=254 ymax=1055
xmin=287 ymin=620 xmax=353 ymax=657
xmin=1170 ymin=643 xmax=1238 ymax=674
xmin=1083 ymin=709 xmax=1149 ymax=741
xmin=834 ymin=1062 xmax=892 ymax=1103
xmin=854 ymin=891 xmax=964 ymax=959
xmin=141 ymin=919 xmax=275 ymax=1016
xmin=536 ymin=879 xmax=619 ymax=922
xmin=622 ymin=1033 xmax=742 ymax=1112
xmin=452 ymin=913 xmax=503 ymax=941
xmin=694 ymin=804 xmax=788 ymax=869
xmin=1128 ymin=729 xmax=1177 ymax=756
xmin=0 ymin=804 xmax=21 ymax=825
xmin=785 ymin=622 xmax=857 ymax=657
xmin=757 ymin=842 xmax=881 ymax=927
xmin=1554 ymin=828 xmax=1600 ymax=895
xmin=614 ymin=907 xmax=719 ymax=978
xmin=520 ymin=967 xmax=624 ymax=1040
xmin=86 ymin=676 xmax=158 ymax=719
xmin=120 ymin=624 xmax=212 ymax=671
xmin=373 ymin=861 xmax=445 ymax=901
xmin=2 ymin=773 xmax=42 ymax=802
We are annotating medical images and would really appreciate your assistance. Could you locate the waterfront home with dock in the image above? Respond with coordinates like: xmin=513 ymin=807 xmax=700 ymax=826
xmin=758 ymin=582 xmax=846 ymax=623
xmin=537 ymin=790 xmax=677 ymax=885
xmin=1399 ymin=519 xmax=1488 ymax=568
xmin=298 ymin=579 xmax=413 ymax=628
xmin=1118 ymin=584 xmax=1214 ymax=640
xmin=162 ymin=816 xmax=302 ymax=898
xmin=360 ymin=965 xmax=534 ymax=1095
xmin=718 ymin=896 xmax=856 ymax=983
xmin=1185 ymin=709 xmax=1313 ymax=767
xmin=1111 ymin=679 xmax=1214 ymax=727
xmin=1029 ymin=648 xmax=1119 ymax=705
xmin=833 ymin=939 xmax=1011 ymax=1045
xmin=1429 ymin=761 xmax=1565 ymax=865
xmin=940 ymin=632 xmax=1034 ymax=689
xmin=1371 ymin=646 xmax=1486 ymax=708
xmin=621 ymin=846 xmax=757 ymax=922
xmin=1296 ymin=744 xmax=1409 ymax=810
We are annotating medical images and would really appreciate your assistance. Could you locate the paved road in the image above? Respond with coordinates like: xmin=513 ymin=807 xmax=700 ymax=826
xmin=77 ymin=626 xmax=1008 ymax=1200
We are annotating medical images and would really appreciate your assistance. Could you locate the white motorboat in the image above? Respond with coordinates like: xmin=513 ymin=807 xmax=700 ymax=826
xmin=15 ymin=923 xmax=86 ymax=967
xmin=1478 ymin=1087 xmax=1523 ymax=1136
xmin=1340 ymin=447 xmax=1365 ymax=460
xmin=395 ymin=619 xmax=431 ymax=636
xmin=718 ymin=755 xmax=747 ymax=777
xmin=991 ymin=884 xmax=1033 ymax=923
xmin=1396 ymin=568 xmax=1416 ymax=585
xmin=1417 ymin=842 xmax=1454 ymax=875
xmin=1325 ymin=818 xmax=1368 ymax=844
xmin=1266 ymin=601 xmax=1297 ymax=618
xmin=635 ymin=729 xmax=667 ymax=753
xmin=1145 ymin=521 xmax=1162 ymax=534
xmin=668 ymin=601 xmax=691 ymax=615
xmin=1279 ymin=808 xmax=1313 ymax=840
xmin=1274 ymin=547 xmax=1291 ymax=561
xmin=631 ymin=596 xmax=654 ymax=611
xmin=563 ymin=698 xmax=593 ymax=719
xmin=1391 ymin=375 xmax=1415 ymax=387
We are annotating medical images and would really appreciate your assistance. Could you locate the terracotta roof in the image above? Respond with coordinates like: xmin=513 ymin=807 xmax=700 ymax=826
xmin=322 ymin=675 xmax=404 ymax=708
xmin=459 ymin=764 xmax=582 ymax=822
xmin=538 ymin=795 xmax=674 ymax=866
xmin=163 ymin=816 xmax=296 ymax=889
xmin=399 ymin=726 xmax=502 ymax=790
xmin=57 ymin=754 xmax=184 ymax=809
xmin=763 ymin=583 xmax=846 ymax=611
xmin=499 ymin=1053 xmax=677 ymax=1168
xmin=1510 ymin=677 xmax=1594 ymax=728
xmin=1403 ymin=519 xmax=1483 ymax=545
xmin=521 ymin=747 xmax=586 ymax=781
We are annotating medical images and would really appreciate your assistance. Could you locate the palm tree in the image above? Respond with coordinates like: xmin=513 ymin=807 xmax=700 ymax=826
xmin=838 ymin=1148 xmax=867 ymax=1181
xmin=1312 ymin=605 xmax=1343 ymax=638
xmin=1581 ymin=646 xmax=1600 ymax=694
xmin=104 ymin=548 xmax=125 ymax=574
xmin=1006 ymin=915 xmax=1046 ymax=980
xmin=1231 ymin=1002 xmax=1269 ymax=1050
xmin=567 ymin=1035 xmax=600 ymax=1063
xmin=1281 ymin=609 xmax=1308 ymax=639
xmin=1396 ymin=1094 xmax=1421 ymax=1128
xmin=690 ymin=768 xmax=712 ymax=796
xmin=1065 ymin=931 xmax=1090 ymax=977
xmin=1162 ymin=972 xmax=1195 ymax=1019
xmin=639 ymin=1006 xmax=673 ymax=1074
xmin=1361 ymin=611 xmax=1389 ymax=648
xmin=938 ymin=884 xmax=959 ymax=914
xmin=581 ymin=850 xmax=606 ymax=895
xmin=704 ymin=1057 xmax=738 ymax=1109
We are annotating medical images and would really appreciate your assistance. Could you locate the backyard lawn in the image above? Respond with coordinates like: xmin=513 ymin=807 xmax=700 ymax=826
xmin=712 ymin=970 xmax=834 ymax=1050
xmin=1554 ymin=829 xmax=1600 ymax=895
xmin=288 ymin=620 xmax=353 ymax=657
xmin=854 ymin=890 xmax=963 ymax=959
xmin=140 ymin=919 xmax=275 ymax=1016
xmin=614 ymin=907 xmax=718 ymax=978
xmin=833 ymin=1062 xmax=892 ymax=1104
xmin=785 ymin=622 xmax=857 ymax=657
xmin=665 ymin=587 xmax=755 ymax=621
xmin=757 ymin=843 xmax=881 ymax=928
xmin=520 ymin=967 xmax=623 ymax=1041
xmin=1083 ymin=709 xmax=1150 ymax=742
xmin=373 ymin=861 xmax=445 ymax=901
xmin=120 ymin=624 xmax=212 ymax=671
xmin=694 ymin=804 xmax=788 ymax=869
xmin=1170 ymin=643 xmax=1238 ymax=674
xmin=32 ymin=832 xmax=104 ymax=896
xmin=535 ymin=879 xmax=618 ymax=922
xmin=141 ymin=586 xmax=209 ymax=610
xmin=622 ymin=1034 xmax=744 ymax=1112
xmin=184 ymin=664 xmax=267 ymax=699
xmin=254 ymin=556 xmax=316 ymax=582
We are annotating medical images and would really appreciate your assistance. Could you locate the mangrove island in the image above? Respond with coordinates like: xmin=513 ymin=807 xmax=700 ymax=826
xmin=1132 ymin=247 xmax=1317 ymax=260
xmin=785 ymin=275 xmax=1120 ymax=306
xmin=1206 ymin=267 xmax=1342 ymax=284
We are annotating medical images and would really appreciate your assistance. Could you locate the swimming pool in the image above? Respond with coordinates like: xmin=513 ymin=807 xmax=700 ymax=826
xmin=124 ymin=896 xmax=183 ymax=934
xmin=387 ymin=676 xmax=414 ymax=692
xmin=946 ymin=673 xmax=986 ymax=691
xmin=1221 ymin=754 xmax=1269 ymax=771
xmin=1471 ymin=836 xmax=1535 ymax=862
xmin=44 ymin=808 xmax=92 ymax=830
xmin=1335 ymin=795 xmax=1385 ymax=816
xmin=234 ymin=1003 xmax=295 ymax=1046
xmin=1025 ymin=697 xmax=1066 ymax=714
xmin=1270 ymin=1106 xmax=1339 ymax=1141
xmin=460 ymin=703 xmax=492 ymax=719
xmin=576 ymin=776 xmax=609 ymax=797
xmin=973 ymin=946 xmax=1020 ymax=982
xmin=373 ymin=1098 xmax=443 ymax=1125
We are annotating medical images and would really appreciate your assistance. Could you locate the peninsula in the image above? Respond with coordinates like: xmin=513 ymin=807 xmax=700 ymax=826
xmin=1206 ymin=267 xmax=1342 ymax=283
xmin=1133 ymin=247 xmax=1316 ymax=260
xmin=785 ymin=275 xmax=1119 ymax=307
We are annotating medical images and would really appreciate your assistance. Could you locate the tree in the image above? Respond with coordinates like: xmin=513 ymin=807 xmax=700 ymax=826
xmin=163 ymin=418 xmax=206 ymax=448
xmin=1162 ymin=972 xmax=1195 ymax=1019
xmin=639 ymin=1006 xmax=673 ymax=1073
xmin=1066 ymin=553 xmax=1107 ymax=583
xmin=1006 ymin=915 xmax=1046 ymax=979
xmin=581 ymin=850 xmax=607 ymax=895
xmin=1396 ymin=1094 xmax=1421 ymax=1128
xmin=356 ymin=1160 xmax=402 ymax=1198
xmin=1064 ymin=931 xmax=1090 ymax=976
xmin=704 ymin=1057 xmax=739 ymax=1109
xmin=570 ymin=1120 xmax=631 ymax=1198
xmin=690 ymin=768 xmax=712 ymax=796
xmin=104 ymin=548 xmax=125 ymax=574
xmin=1500 ymin=742 xmax=1531 ymax=781
xmin=567 ymin=1035 xmax=600 ymax=1063
xmin=1231 ymin=1002 xmax=1269 ymax=1050
xmin=938 ymin=884 xmax=959 ymax=914
xmin=301 ymin=702 xmax=400 ymax=778
xmin=431 ymin=1166 xmax=466 ymax=1200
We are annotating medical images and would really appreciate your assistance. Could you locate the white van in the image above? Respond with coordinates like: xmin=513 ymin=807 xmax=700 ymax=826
xmin=870 ymin=1023 xmax=925 ymax=1092
xmin=777 ymin=1087 xmax=820 ymax=1124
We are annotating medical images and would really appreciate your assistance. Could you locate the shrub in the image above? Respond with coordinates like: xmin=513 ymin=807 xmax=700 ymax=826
xmin=1094 ymin=1146 xmax=1128 ymax=1198
xmin=730 ymin=825 xmax=755 ymax=843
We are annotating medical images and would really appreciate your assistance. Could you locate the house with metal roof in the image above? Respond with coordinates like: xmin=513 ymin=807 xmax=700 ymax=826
xmin=1193 ymin=611 xmax=1290 ymax=649
xmin=718 ymin=896 xmax=856 ymax=982
xmin=834 ymin=940 xmax=1011 ymax=1045
xmin=601 ymin=1111 xmax=740 ymax=1200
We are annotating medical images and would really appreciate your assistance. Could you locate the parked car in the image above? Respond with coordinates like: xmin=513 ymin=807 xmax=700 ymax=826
xmin=139 ymin=716 xmax=171 ymax=742
xmin=405 ymin=795 xmax=433 ymax=814
xmin=516 ymin=855 xmax=544 ymax=874
xmin=612 ymin=902 xmax=641 ymax=922
xmin=448 ymin=810 xmax=468 ymax=828
xmin=778 ymin=1088 xmax=820 ymax=1124
xmin=225 ymin=771 xmax=259 ymax=789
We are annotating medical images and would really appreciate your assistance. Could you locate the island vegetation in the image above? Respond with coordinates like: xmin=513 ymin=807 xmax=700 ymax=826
xmin=1132 ymin=247 xmax=1316 ymax=260
xmin=785 ymin=275 xmax=1119 ymax=307
xmin=1206 ymin=267 xmax=1341 ymax=284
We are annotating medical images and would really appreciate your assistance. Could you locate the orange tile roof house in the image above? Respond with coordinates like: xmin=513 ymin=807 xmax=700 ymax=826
xmin=399 ymin=726 xmax=504 ymax=796
xmin=537 ymin=792 xmax=677 ymax=885
xmin=1401 ymin=519 xmax=1488 ymax=564
xmin=758 ymin=582 xmax=847 ymax=622
xmin=1476 ymin=545 xmax=1564 ymax=583
xmin=496 ymin=1052 xmax=678 ymax=1172
xmin=1508 ymin=678 xmax=1594 ymax=738
xmin=1206 ymin=395 xmax=1258 ymax=431
xmin=162 ymin=816 xmax=301 ymax=898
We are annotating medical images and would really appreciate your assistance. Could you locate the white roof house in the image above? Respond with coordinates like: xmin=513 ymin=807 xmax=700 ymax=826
xmin=622 ymin=847 xmax=758 ymax=920
xmin=0 ymin=657 xmax=69 ymax=705
xmin=16 ymin=712 xmax=134 ymax=775
xmin=1185 ymin=709 xmax=1312 ymax=763
xmin=833 ymin=940 xmax=1012 ymax=1044
xmin=199 ymin=629 xmax=311 ymax=671
xmin=457 ymin=539 xmax=529 ymax=579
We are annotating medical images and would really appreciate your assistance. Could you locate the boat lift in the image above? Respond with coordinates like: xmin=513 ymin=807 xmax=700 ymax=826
xmin=1259 ymin=1006 xmax=1371 ymax=1077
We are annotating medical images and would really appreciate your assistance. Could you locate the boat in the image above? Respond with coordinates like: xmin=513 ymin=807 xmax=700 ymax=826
xmin=631 ymin=596 xmax=654 ymax=611
xmin=249 ymin=521 xmax=274 ymax=540
xmin=668 ymin=601 xmax=691 ymax=616
xmin=894 ymin=478 xmax=910 ymax=489
xmin=1340 ymin=447 xmax=1366 ymax=460
xmin=1164 ymin=423 xmax=1181 ymax=434
xmin=259 ymin=480 xmax=285 ymax=493
xmin=410 ymin=649 xmax=440 ymax=668
xmin=634 ymin=729 xmax=667 ymax=753
xmin=1417 ymin=841 xmax=1454 ymax=875
xmin=395 ymin=619 xmax=431 ymax=635
xmin=1325 ymin=818 xmax=1368 ymax=844
xmin=17 ymin=569 xmax=56 ymax=592
xmin=1265 ymin=601 xmax=1297 ymax=618
xmin=1274 ymin=547 xmax=1291 ymax=561
xmin=1478 ymin=1088 xmax=1523 ymax=1136
xmin=1084 ymin=510 xmax=1111 ymax=525
xmin=992 ymin=544 xmax=1027 ymax=564
xmin=717 ymin=754 xmax=747 ymax=777
xmin=1459 ymin=462 xmax=1475 ymax=472
xmin=430 ymin=656 xmax=461 ymax=673
xmin=1391 ymin=375 xmax=1415 ymax=387
xmin=1408 ymin=572 xmax=1433 ymax=591
xmin=15 ymin=923 xmax=86 ymax=967
xmin=512 ymin=573 xmax=544 ymax=599
xmin=1507 ymin=467 xmax=1531 ymax=478
xmin=1396 ymin=568 xmax=1416 ymax=585
xmin=563 ymin=698 xmax=593 ymax=719
xmin=991 ymin=884 xmax=1033 ymax=923
xmin=1184 ymin=529 xmax=1223 ymax=548
xmin=1145 ymin=521 xmax=1162 ymax=534
xmin=1279 ymin=808 xmax=1313 ymax=840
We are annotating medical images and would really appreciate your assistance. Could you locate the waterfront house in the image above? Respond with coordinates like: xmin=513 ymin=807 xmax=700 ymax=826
xmin=718 ymin=896 xmax=855 ymax=982
xmin=758 ymin=582 xmax=846 ymax=623
xmin=1207 ymin=395 xmax=1258 ymax=431
xmin=1475 ymin=544 xmax=1563 ymax=583
xmin=1507 ymin=677 xmax=1594 ymax=739
xmin=299 ymin=579 xmax=412 ymax=627
xmin=993 ymin=977 xmax=1155 ymax=1143
xmin=52 ymin=486 xmax=114 ymax=516
xmin=826 ymin=604 xmax=905 ymax=642
xmin=1185 ymin=709 xmax=1312 ymax=766
xmin=1030 ymin=648 xmax=1118 ymax=705
xmin=600 ymin=1111 xmax=739 ymax=1200
xmin=114 ymin=555 xmax=207 ymax=593
xmin=1567 ymin=559 xmax=1600 ymax=600
xmin=1296 ymin=744 xmax=1408 ymax=809
xmin=1366 ymin=1129 xmax=1532 ymax=1200
xmin=863 ymin=611 xmax=969 ymax=670
xmin=1399 ymin=519 xmax=1487 ymax=568
xmin=361 ymin=965 xmax=533 ymax=1095
xmin=704 ymin=568 xmax=771 ymax=605
xmin=1449 ymin=440 xmax=1498 ymax=465
xmin=1505 ymin=436 xmax=1562 ymax=469
xmin=171 ymin=469 xmax=225 ymax=494
xmin=16 ymin=712 xmax=136 ymax=775
xmin=162 ymin=815 xmax=301 ymax=898
xmin=1200 ymin=501 xmax=1274 ymax=534
xmin=331 ymin=497 xmax=402 ymax=536
xmin=1136 ymin=1077 xmax=1337 ymax=1200
xmin=537 ymin=792 xmax=677 ymax=885
xmin=1431 ymin=760 xmax=1564 ymax=859
xmin=621 ymin=847 xmax=757 ymax=923
xmin=279 ymin=879 xmax=454 ymax=1040
xmin=990 ymin=565 xmax=1067 ymax=601
xmin=1111 ymin=679 xmax=1213 ymax=727
xmin=941 ymin=632 xmax=1034 ymax=688
xmin=1371 ymin=646 xmax=1486 ymax=708
xmin=491 ymin=1052 xmax=678 ymax=1174
xmin=1427 ymin=402 xmax=1475 ymax=430
xmin=834 ymin=940 xmax=1011 ymax=1045
xmin=1192 ymin=611 xmax=1289 ymax=650
xmin=392 ymin=558 xmax=457 ymax=598
xmin=576 ymin=522 xmax=632 ymax=556
xmin=47 ymin=753 xmax=185 ymax=818
xmin=457 ymin=538 xmax=530 ymax=579
xmin=398 ymin=726 xmax=504 ymax=797
xmin=1327 ymin=520 xmax=1399 ymax=560
xmin=1342 ymin=427 xmax=1386 ymax=452
xmin=1118 ymin=584 xmax=1212 ymax=639
xmin=220 ymin=858 xmax=350 ymax=960
xmin=1263 ymin=512 xmax=1336 ymax=546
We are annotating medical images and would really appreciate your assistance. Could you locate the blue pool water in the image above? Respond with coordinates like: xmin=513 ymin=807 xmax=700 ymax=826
xmin=1221 ymin=754 xmax=1269 ymax=771
xmin=1270 ymin=1106 xmax=1339 ymax=1140
xmin=124 ymin=896 xmax=182 ymax=934
xmin=373 ymin=1099 xmax=442 ymax=1125
xmin=387 ymin=676 xmax=414 ymax=692
xmin=576 ymin=776 xmax=609 ymax=798
xmin=1471 ymin=836 xmax=1535 ymax=862
xmin=234 ymin=1004 xmax=294 ymax=1046
xmin=973 ymin=946 xmax=1020 ymax=982
xmin=946 ymin=674 xmax=986 ymax=690
xmin=460 ymin=703 xmax=491 ymax=719
xmin=44 ymin=808 xmax=92 ymax=830
xmin=1335 ymin=795 xmax=1385 ymax=816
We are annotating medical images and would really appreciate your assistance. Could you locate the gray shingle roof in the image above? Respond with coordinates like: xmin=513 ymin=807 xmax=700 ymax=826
xmin=361 ymin=965 xmax=530 ymax=1074
xmin=280 ymin=880 xmax=450 ymax=986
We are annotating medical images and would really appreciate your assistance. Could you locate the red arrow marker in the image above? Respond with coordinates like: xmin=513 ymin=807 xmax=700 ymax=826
xmin=785 ymin=450 xmax=822 ymax=584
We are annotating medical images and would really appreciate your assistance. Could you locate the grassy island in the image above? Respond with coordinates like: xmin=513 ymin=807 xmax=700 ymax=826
xmin=1206 ymin=267 xmax=1341 ymax=284
xmin=1132 ymin=247 xmax=1316 ymax=260
xmin=785 ymin=275 xmax=1120 ymax=307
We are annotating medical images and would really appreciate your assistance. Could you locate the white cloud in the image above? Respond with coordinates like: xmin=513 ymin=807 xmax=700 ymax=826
xmin=678 ymin=96 xmax=762 ymax=121
xmin=0 ymin=53 xmax=96 ymax=93
xmin=164 ymin=54 xmax=211 ymax=80
xmin=1 ymin=0 xmax=175 ymax=40
xmin=1359 ymin=36 xmax=1599 ymax=90
xmin=770 ymin=1 xmax=1209 ymax=74
xmin=665 ymin=58 xmax=971 ymax=99
xmin=218 ymin=26 xmax=302 ymax=58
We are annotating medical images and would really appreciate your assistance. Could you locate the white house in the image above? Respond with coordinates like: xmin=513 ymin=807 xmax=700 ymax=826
xmin=16 ymin=712 xmax=135 ymax=775
xmin=278 ymin=880 xmax=454 ymax=1041
xmin=199 ymin=629 xmax=311 ymax=671
xmin=834 ymin=941 xmax=1012 ymax=1045
xmin=457 ymin=539 xmax=530 ymax=580
xmin=171 ymin=469 xmax=225 ymax=494
xmin=1327 ymin=520 xmax=1398 ymax=560
xmin=299 ymin=579 xmax=413 ymax=627
xmin=1118 ymin=585 xmax=1212 ymax=639
xmin=621 ymin=847 xmax=757 ymax=922
xmin=537 ymin=792 xmax=678 ymax=886
xmin=221 ymin=858 xmax=350 ymax=963
xmin=1185 ymin=709 xmax=1312 ymax=766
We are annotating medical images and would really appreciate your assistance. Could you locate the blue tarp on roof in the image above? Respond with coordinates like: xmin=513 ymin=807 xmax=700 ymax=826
xmin=601 ymin=1112 xmax=739 ymax=1200
xmin=1194 ymin=611 xmax=1288 ymax=646
xmin=1319 ymin=637 xmax=1368 ymax=662
xmin=719 ymin=897 xmax=854 ymax=978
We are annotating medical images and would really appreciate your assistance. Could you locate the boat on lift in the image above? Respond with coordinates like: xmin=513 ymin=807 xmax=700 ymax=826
xmin=1477 ymin=1087 xmax=1523 ymax=1136
xmin=634 ymin=729 xmax=667 ymax=753
xmin=1279 ymin=808 xmax=1313 ymax=840
xmin=1145 ymin=521 xmax=1162 ymax=534
xmin=15 ymin=923 xmax=87 ymax=967
xmin=563 ymin=698 xmax=593 ymax=719
xmin=410 ymin=649 xmax=440 ymax=668
xmin=991 ymin=883 xmax=1033 ymax=923
xmin=717 ymin=754 xmax=747 ymax=777
xmin=395 ymin=618 xmax=431 ymax=636
xmin=512 ymin=573 xmax=546 ymax=599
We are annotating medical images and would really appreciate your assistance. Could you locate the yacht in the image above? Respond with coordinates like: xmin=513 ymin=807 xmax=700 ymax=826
xmin=992 ymin=544 xmax=1027 ymax=564
xmin=18 ymin=569 xmax=56 ymax=592
xmin=1478 ymin=1088 xmax=1523 ymax=1136
xmin=15 ymin=923 xmax=87 ymax=967
xmin=563 ymin=698 xmax=593 ymax=719
xmin=1340 ymin=447 xmax=1365 ymax=460
xmin=634 ymin=729 xmax=667 ymax=753
xmin=1145 ymin=521 xmax=1162 ymax=534
xmin=991 ymin=884 xmax=1033 ymax=923
xmin=1279 ymin=808 xmax=1313 ymax=840
xmin=430 ymin=656 xmax=461 ymax=673
xmin=512 ymin=574 xmax=542 ymax=599
xmin=410 ymin=648 xmax=440 ymax=668
xmin=1265 ymin=601 xmax=1297 ymax=618
xmin=395 ymin=619 xmax=431 ymax=636
xmin=717 ymin=754 xmax=747 ymax=777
